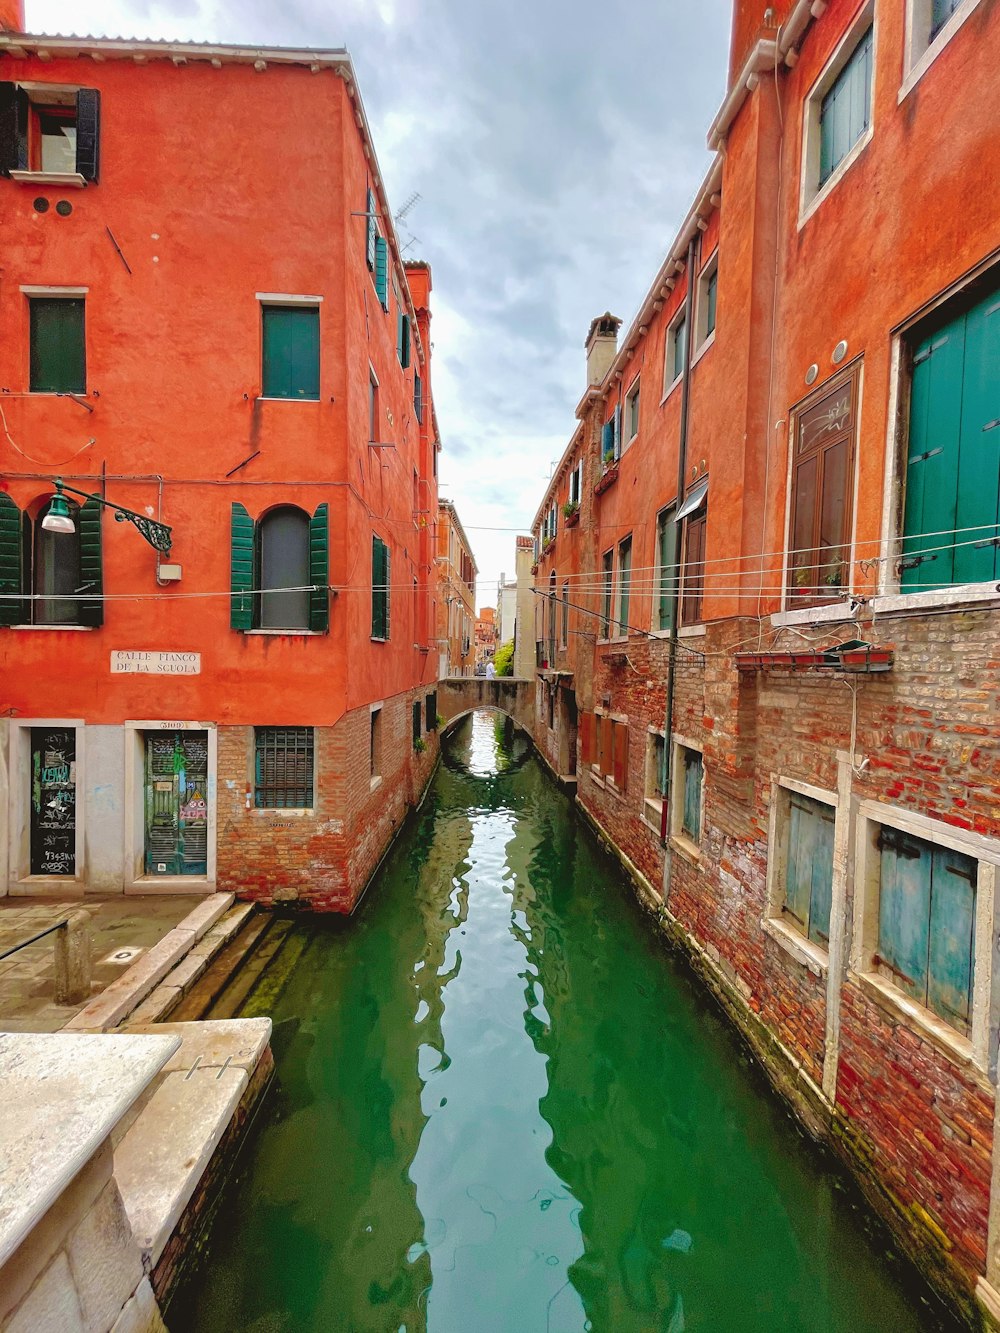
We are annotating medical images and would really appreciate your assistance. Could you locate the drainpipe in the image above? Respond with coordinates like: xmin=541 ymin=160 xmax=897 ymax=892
xmin=659 ymin=233 xmax=699 ymax=907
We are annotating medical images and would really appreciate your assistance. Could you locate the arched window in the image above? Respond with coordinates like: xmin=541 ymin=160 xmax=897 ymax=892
xmin=257 ymin=506 xmax=310 ymax=629
xmin=30 ymin=497 xmax=82 ymax=625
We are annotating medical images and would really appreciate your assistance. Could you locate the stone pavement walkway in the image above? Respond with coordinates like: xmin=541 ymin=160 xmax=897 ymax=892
xmin=0 ymin=897 xmax=209 ymax=1032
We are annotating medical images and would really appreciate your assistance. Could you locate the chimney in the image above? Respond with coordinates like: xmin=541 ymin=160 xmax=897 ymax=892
xmin=585 ymin=312 xmax=622 ymax=388
xmin=0 ymin=0 xmax=25 ymax=30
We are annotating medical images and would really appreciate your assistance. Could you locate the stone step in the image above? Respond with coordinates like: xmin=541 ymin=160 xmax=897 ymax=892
xmin=112 ymin=1018 xmax=271 ymax=1270
xmin=200 ymin=916 xmax=297 ymax=1020
xmin=168 ymin=910 xmax=278 ymax=1023
xmin=64 ymin=895 xmax=235 ymax=1033
xmin=125 ymin=903 xmax=260 ymax=1027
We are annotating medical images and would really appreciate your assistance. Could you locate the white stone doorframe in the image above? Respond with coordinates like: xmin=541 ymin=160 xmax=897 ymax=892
xmin=5 ymin=717 xmax=86 ymax=898
xmin=123 ymin=721 xmax=218 ymax=896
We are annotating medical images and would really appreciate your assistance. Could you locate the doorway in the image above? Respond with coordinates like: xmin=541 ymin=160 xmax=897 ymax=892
xmin=144 ymin=730 xmax=209 ymax=876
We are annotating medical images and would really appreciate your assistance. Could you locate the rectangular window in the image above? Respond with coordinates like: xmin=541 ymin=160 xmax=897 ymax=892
xmin=1 ymin=84 xmax=101 ymax=182
xmin=788 ymin=365 xmax=858 ymax=604
xmin=818 ymin=26 xmax=873 ymax=187
xmin=680 ymin=495 xmax=707 ymax=626
xmin=254 ymin=726 xmax=314 ymax=808
xmin=561 ymin=582 xmax=569 ymax=648
xmin=414 ymin=372 xmax=423 ymax=423
xmin=370 ymin=707 xmax=382 ymax=779
xmin=675 ymin=744 xmax=703 ymax=844
xmin=372 ymin=534 xmax=390 ymax=639
xmin=697 ymin=256 xmax=718 ymax=348
xmin=569 ymin=462 xmax=581 ymax=507
xmin=930 ymin=0 xmax=962 ymax=35
xmin=655 ymin=505 xmax=676 ymax=632
xmin=369 ymin=370 xmax=379 ymax=443
xmin=625 ymin=378 xmax=640 ymax=445
xmin=782 ymin=791 xmax=834 ymax=947
xmin=412 ymin=700 xmax=422 ymax=746
xmin=617 ymin=535 xmax=632 ymax=635
xmin=644 ymin=730 xmax=666 ymax=827
xmin=426 ymin=691 xmax=437 ymax=731
xmin=601 ymin=549 xmax=613 ymax=637
xmin=901 ymin=273 xmax=1000 ymax=590
xmin=261 ymin=305 xmax=320 ymax=400
xmin=705 ymin=267 xmax=717 ymax=337
xmin=29 ymin=297 xmax=85 ymax=393
xmin=670 ymin=314 xmax=687 ymax=385
xmin=875 ymin=826 xmax=976 ymax=1035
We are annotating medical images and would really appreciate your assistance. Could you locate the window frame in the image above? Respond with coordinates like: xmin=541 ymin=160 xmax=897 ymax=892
xmin=669 ymin=736 xmax=704 ymax=855
xmin=615 ymin=534 xmax=632 ymax=639
xmin=560 ymin=582 xmax=569 ymax=649
xmin=653 ymin=503 xmax=677 ymax=635
xmin=369 ymin=703 xmax=383 ymax=787
xmin=253 ymin=725 xmax=315 ymax=811
xmin=679 ymin=490 xmax=708 ymax=627
xmin=663 ymin=308 xmax=687 ymax=399
xmin=28 ymin=291 xmax=86 ymax=395
xmin=643 ymin=728 xmax=667 ymax=831
xmin=694 ymin=250 xmax=718 ymax=357
xmin=799 ymin=3 xmax=876 ymax=226
xmin=600 ymin=548 xmax=614 ymax=640
xmin=901 ymin=0 xmax=984 ymax=99
xmin=764 ymin=777 xmax=838 ymax=971
xmin=851 ymin=799 xmax=998 ymax=1068
xmin=258 ymin=296 xmax=322 ymax=402
xmin=623 ymin=376 xmax=641 ymax=449
xmin=368 ymin=365 xmax=379 ymax=444
xmin=784 ymin=360 xmax=861 ymax=609
xmin=371 ymin=533 xmax=390 ymax=642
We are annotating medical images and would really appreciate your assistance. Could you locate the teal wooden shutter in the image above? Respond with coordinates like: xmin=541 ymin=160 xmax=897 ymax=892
xmin=30 ymin=299 xmax=86 ymax=394
xmin=601 ymin=419 xmax=613 ymax=458
xmin=375 ymin=237 xmax=389 ymax=310
xmin=0 ymin=492 xmax=22 ymax=627
xmin=309 ymin=502 xmax=329 ymax=632
xmin=878 ymin=830 xmax=931 ymax=1003
xmin=819 ymin=27 xmax=872 ymax=185
xmin=262 ymin=307 xmax=319 ymax=400
xmin=927 ymin=847 xmax=976 ymax=1032
xmin=75 ymin=88 xmax=101 ymax=182
xmin=77 ymin=497 xmax=103 ymax=627
xmin=230 ymin=502 xmax=255 ymax=630
xmin=372 ymin=535 xmax=388 ymax=638
xmin=400 ymin=314 xmax=411 ymax=369
xmin=786 ymin=793 xmax=834 ymax=945
xmin=366 ymin=188 xmax=376 ymax=270
xmin=613 ymin=404 xmax=622 ymax=460
xmin=808 ymin=804 xmax=835 ymax=946
xmin=953 ymin=291 xmax=1000 ymax=585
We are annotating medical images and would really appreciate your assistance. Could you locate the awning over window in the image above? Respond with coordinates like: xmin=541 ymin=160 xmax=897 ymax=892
xmin=676 ymin=476 xmax=708 ymax=522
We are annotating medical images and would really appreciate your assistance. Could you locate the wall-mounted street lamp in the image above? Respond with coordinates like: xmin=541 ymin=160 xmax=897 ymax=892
xmin=41 ymin=477 xmax=173 ymax=554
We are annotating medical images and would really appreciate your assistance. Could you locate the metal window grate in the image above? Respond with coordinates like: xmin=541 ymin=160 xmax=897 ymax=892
xmin=255 ymin=727 xmax=314 ymax=808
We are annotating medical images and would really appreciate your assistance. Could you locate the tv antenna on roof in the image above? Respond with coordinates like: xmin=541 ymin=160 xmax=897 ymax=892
xmin=395 ymin=192 xmax=422 ymax=257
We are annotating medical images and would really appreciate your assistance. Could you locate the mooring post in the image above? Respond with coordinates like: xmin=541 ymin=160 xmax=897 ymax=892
xmin=55 ymin=910 xmax=93 ymax=1005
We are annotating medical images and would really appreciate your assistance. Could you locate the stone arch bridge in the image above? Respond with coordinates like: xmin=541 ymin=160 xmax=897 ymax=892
xmin=437 ymin=678 xmax=536 ymax=734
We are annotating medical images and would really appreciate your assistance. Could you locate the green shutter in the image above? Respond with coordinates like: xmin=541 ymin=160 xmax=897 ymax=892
xmin=601 ymin=420 xmax=613 ymax=458
xmin=383 ymin=543 xmax=391 ymax=638
xmin=372 ymin=535 xmax=387 ymax=638
xmin=30 ymin=299 xmax=86 ymax=394
xmin=819 ymin=27 xmax=872 ymax=186
xmin=400 ymin=314 xmax=411 ymax=369
xmin=0 ymin=492 xmax=22 ymax=627
xmin=262 ymin=306 xmax=320 ymax=400
xmin=878 ymin=831 xmax=932 ymax=1004
xmin=613 ymin=404 xmax=622 ymax=460
xmin=77 ymin=497 xmax=103 ymax=627
xmin=953 ymin=292 xmax=1000 ymax=585
xmin=927 ymin=846 xmax=975 ymax=1032
xmin=309 ymin=502 xmax=329 ymax=632
xmin=375 ymin=237 xmax=389 ymax=310
xmin=230 ymin=502 xmax=255 ymax=631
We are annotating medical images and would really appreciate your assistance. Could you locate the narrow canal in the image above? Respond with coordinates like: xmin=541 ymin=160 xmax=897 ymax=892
xmin=173 ymin=711 xmax=960 ymax=1332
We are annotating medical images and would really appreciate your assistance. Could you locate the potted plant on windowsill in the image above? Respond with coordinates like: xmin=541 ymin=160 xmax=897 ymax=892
xmin=594 ymin=454 xmax=619 ymax=495
xmin=542 ymin=536 xmax=555 ymax=555
xmin=562 ymin=500 xmax=580 ymax=528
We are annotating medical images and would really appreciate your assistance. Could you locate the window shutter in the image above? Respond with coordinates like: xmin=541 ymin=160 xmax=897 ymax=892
xmin=601 ymin=715 xmax=614 ymax=778
xmin=580 ymin=712 xmax=594 ymax=766
xmin=0 ymin=83 xmax=28 ymax=175
xmin=613 ymin=404 xmax=622 ymax=460
xmin=612 ymin=720 xmax=628 ymax=791
xmin=927 ymin=846 xmax=976 ymax=1031
xmin=75 ymin=88 xmax=101 ymax=183
xmin=374 ymin=236 xmax=389 ymax=310
xmin=230 ymin=502 xmax=255 ymax=631
xmin=401 ymin=314 xmax=411 ymax=369
xmin=0 ymin=492 xmax=23 ymax=627
xmin=308 ymin=502 xmax=329 ymax=632
xmin=366 ymin=188 xmax=376 ymax=270
xmin=77 ymin=497 xmax=103 ymax=627
xmin=878 ymin=833 xmax=932 ymax=1003
xmin=601 ymin=419 xmax=613 ymax=458
xmin=953 ymin=293 xmax=1000 ymax=585
xmin=384 ymin=544 xmax=391 ymax=638
xmin=414 ymin=373 xmax=423 ymax=422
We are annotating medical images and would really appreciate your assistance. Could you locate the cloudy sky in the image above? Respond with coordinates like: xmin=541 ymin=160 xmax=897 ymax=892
xmin=30 ymin=0 xmax=733 ymax=607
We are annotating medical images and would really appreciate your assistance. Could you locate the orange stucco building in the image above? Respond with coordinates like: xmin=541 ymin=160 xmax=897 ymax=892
xmin=530 ymin=0 xmax=1000 ymax=1321
xmin=0 ymin=11 xmax=441 ymax=909
xmin=435 ymin=498 xmax=476 ymax=678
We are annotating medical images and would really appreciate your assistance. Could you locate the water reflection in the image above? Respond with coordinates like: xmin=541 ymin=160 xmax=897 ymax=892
xmin=172 ymin=711 xmax=961 ymax=1333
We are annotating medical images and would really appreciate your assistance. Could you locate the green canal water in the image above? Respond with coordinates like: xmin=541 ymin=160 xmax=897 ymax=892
xmin=173 ymin=711 xmax=962 ymax=1332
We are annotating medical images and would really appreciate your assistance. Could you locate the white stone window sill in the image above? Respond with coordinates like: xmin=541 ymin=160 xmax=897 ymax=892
xmin=691 ymin=330 xmax=715 ymax=368
xmin=370 ymin=774 xmax=383 ymax=792
xmin=798 ymin=126 xmax=874 ymax=231
xmin=640 ymin=814 xmax=663 ymax=838
xmin=371 ymin=636 xmax=388 ymax=644
xmin=254 ymin=396 xmax=321 ymax=404
xmin=245 ymin=629 xmax=323 ymax=636
xmin=762 ymin=917 xmax=828 ymax=977
xmin=251 ymin=807 xmax=313 ymax=816
xmin=9 ymin=624 xmax=94 ymax=631
xmin=854 ymin=970 xmax=978 ymax=1072
xmin=898 ymin=0 xmax=985 ymax=103
xmin=9 ymin=169 xmax=86 ymax=188
xmin=643 ymin=798 xmax=664 ymax=835
xmin=669 ymin=832 xmax=702 ymax=865
xmin=770 ymin=599 xmax=857 ymax=627
xmin=871 ymin=582 xmax=1000 ymax=616
xmin=677 ymin=624 xmax=706 ymax=639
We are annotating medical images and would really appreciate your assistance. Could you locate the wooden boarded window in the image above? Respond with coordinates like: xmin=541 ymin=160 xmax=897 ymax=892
xmin=901 ymin=277 xmax=1000 ymax=590
xmin=818 ymin=26 xmax=872 ymax=186
xmin=611 ymin=719 xmax=628 ymax=791
xmin=678 ymin=481 xmax=708 ymax=626
xmin=680 ymin=746 xmax=703 ymax=843
xmin=876 ymin=827 xmax=976 ymax=1035
xmin=254 ymin=727 xmax=314 ymax=808
xmin=261 ymin=305 xmax=319 ymax=400
xmin=580 ymin=712 xmax=595 ymax=767
xmin=30 ymin=298 xmax=85 ymax=394
xmin=788 ymin=365 xmax=857 ymax=604
xmin=781 ymin=791 xmax=834 ymax=947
